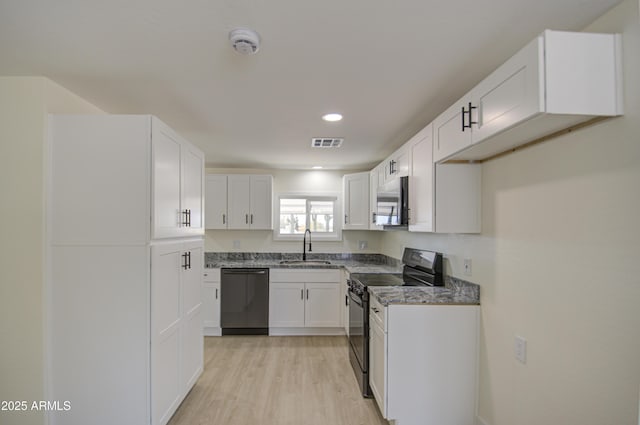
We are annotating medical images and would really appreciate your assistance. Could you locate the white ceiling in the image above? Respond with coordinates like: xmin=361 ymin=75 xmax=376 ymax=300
xmin=0 ymin=0 xmax=621 ymax=170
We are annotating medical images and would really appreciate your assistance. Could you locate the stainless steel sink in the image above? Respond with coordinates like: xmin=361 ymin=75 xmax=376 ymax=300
xmin=279 ymin=260 xmax=332 ymax=265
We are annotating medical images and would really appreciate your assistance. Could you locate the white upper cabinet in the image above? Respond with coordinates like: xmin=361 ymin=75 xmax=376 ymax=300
xmin=152 ymin=118 xmax=205 ymax=239
xmin=181 ymin=144 xmax=205 ymax=232
xmin=50 ymin=115 xmax=203 ymax=244
xmin=227 ymin=175 xmax=273 ymax=230
xmin=249 ymin=175 xmax=273 ymax=229
xmin=204 ymin=175 xmax=228 ymax=229
xmin=409 ymin=124 xmax=481 ymax=233
xmin=434 ymin=30 xmax=623 ymax=163
xmin=369 ymin=167 xmax=385 ymax=231
xmin=343 ymin=172 xmax=370 ymax=230
xmin=408 ymin=125 xmax=435 ymax=232
xmin=433 ymin=94 xmax=473 ymax=163
xmin=382 ymin=145 xmax=410 ymax=182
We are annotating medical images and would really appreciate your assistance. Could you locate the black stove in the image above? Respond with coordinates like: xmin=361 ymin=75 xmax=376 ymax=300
xmin=347 ymin=248 xmax=444 ymax=397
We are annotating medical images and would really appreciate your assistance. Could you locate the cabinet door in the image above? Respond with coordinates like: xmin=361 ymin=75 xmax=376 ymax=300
xmin=151 ymin=244 xmax=182 ymax=425
xmin=181 ymin=241 xmax=203 ymax=395
xmin=471 ymin=36 xmax=542 ymax=145
xmin=203 ymin=270 xmax=220 ymax=329
xmin=393 ymin=148 xmax=410 ymax=178
xmin=152 ymin=121 xmax=182 ymax=239
xmin=182 ymin=242 xmax=203 ymax=317
xmin=305 ymin=283 xmax=341 ymax=327
xmin=369 ymin=319 xmax=387 ymax=417
xmin=343 ymin=172 xmax=370 ymax=230
xmin=408 ymin=127 xmax=434 ymax=232
xmin=181 ymin=143 xmax=205 ymax=234
xmin=181 ymin=305 xmax=203 ymax=394
xmin=250 ymin=175 xmax=273 ymax=229
xmin=205 ymin=175 xmax=228 ymax=229
xmin=202 ymin=283 xmax=220 ymax=329
xmin=342 ymin=272 xmax=350 ymax=335
xmin=227 ymin=175 xmax=251 ymax=229
xmin=432 ymin=96 xmax=473 ymax=163
xmin=369 ymin=170 xmax=383 ymax=231
xmin=269 ymin=282 xmax=305 ymax=327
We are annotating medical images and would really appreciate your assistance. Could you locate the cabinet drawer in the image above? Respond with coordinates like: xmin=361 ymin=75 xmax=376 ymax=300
xmin=369 ymin=295 xmax=386 ymax=332
xmin=270 ymin=269 xmax=341 ymax=283
xmin=203 ymin=268 xmax=220 ymax=283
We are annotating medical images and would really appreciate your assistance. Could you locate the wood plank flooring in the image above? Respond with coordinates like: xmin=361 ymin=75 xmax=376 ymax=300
xmin=168 ymin=335 xmax=388 ymax=425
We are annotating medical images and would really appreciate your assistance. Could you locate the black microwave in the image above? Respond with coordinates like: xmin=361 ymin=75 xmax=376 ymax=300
xmin=375 ymin=176 xmax=409 ymax=229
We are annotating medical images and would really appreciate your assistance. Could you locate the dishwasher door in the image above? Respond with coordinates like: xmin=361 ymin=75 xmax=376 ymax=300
xmin=221 ymin=268 xmax=269 ymax=335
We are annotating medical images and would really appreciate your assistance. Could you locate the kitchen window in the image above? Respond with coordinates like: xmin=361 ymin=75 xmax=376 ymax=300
xmin=274 ymin=194 xmax=341 ymax=241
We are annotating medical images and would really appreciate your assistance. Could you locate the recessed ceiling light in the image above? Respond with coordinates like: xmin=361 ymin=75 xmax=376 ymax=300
xmin=312 ymin=166 xmax=323 ymax=169
xmin=322 ymin=113 xmax=343 ymax=122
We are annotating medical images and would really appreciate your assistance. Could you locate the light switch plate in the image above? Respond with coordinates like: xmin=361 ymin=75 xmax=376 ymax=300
xmin=463 ymin=258 xmax=472 ymax=276
xmin=515 ymin=335 xmax=527 ymax=364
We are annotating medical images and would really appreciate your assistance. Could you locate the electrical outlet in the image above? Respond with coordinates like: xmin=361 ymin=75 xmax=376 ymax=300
xmin=233 ymin=240 xmax=241 ymax=249
xmin=463 ymin=258 xmax=472 ymax=276
xmin=514 ymin=335 xmax=527 ymax=364
xmin=358 ymin=240 xmax=368 ymax=250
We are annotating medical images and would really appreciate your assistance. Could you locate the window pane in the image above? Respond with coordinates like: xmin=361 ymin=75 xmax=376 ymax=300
xmin=277 ymin=196 xmax=337 ymax=237
xmin=279 ymin=199 xmax=308 ymax=234
xmin=309 ymin=200 xmax=334 ymax=233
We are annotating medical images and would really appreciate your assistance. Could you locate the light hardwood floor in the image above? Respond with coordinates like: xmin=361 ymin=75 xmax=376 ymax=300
xmin=168 ymin=335 xmax=388 ymax=425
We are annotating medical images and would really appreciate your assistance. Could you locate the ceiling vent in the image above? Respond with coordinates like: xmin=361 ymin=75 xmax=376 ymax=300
xmin=229 ymin=28 xmax=261 ymax=55
xmin=311 ymin=138 xmax=343 ymax=148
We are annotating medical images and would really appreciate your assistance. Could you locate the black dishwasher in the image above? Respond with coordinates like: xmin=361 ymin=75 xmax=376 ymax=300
xmin=221 ymin=268 xmax=269 ymax=335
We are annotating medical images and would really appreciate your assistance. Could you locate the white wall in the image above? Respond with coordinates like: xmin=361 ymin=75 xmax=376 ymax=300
xmin=0 ymin=77 xmax=104 ymax=425
xmin=205 ymin=168 xmax=383 ymax=253
xmin=381 ymin=2 xmax=640 ymax=424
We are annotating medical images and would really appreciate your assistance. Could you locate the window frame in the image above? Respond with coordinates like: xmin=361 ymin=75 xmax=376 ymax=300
xmin=273 ymin=192 xmax=342 ymax=241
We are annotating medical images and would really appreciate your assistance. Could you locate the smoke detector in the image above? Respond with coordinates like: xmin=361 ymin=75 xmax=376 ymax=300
xmin=229 ymin=28 xmax=261 ymax=55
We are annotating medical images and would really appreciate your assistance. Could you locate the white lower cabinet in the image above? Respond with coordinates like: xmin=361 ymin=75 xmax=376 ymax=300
xmin=369 ymin=301 xmax=386 ymax=409
xmin=269 ymin=269 xmax=342 ymax=335
xmin=203 ymin=269 xmax=221 ymax=335
xmin=369 ymin=298 xmax=479 ymax=425
xmin=151 ymin=241 xmax=204 ymax=425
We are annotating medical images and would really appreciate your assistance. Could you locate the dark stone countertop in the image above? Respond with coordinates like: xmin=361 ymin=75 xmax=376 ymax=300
xmin=204 ymin=252 xmax=480 ymax=306
xmin=204 ymin=252 xmax=403 ymax=274
xmin=368 ymin=276 xmax=480 ymax=306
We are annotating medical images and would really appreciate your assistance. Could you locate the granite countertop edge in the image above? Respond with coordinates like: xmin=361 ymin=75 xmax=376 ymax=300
xmin=204 ymin=252 xmax=480 ymax=306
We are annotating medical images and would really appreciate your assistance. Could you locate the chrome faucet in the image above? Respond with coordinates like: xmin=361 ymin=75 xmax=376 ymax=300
xmin=303 ymin=229 xmax=312 ymax=261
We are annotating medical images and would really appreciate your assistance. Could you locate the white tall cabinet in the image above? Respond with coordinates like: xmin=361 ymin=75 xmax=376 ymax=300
xmin=48 ymin=115 xmax=204 ymax=425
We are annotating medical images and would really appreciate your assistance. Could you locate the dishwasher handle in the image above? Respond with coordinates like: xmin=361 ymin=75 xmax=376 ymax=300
xmin=222 ymin=269 xmax=268 ymax=275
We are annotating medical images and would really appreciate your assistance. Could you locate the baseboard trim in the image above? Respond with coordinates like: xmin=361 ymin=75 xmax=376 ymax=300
xmin=204 ymin=327 xmax=221 ymax=336
xmin=269 ymin=327 xmax=345 ymax=336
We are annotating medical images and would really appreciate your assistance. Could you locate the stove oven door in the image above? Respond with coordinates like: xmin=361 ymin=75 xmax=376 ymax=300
xmin=348 ymin=289 xmax=367 ymax=371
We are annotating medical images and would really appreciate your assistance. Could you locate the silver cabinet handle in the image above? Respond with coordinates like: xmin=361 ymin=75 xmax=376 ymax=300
xmin=344 ymin=214 xmax=348 ymax=224
xmin=222 ymin=214 xmax=226 ymax=224
xmin=215 ymin=288 xmax=218 ymax=299
xmin=245 ymin=214 xmax=249 ymax=224
xmin=306 ymin=289 xmax=309 ymax=299
xmin=301 ymin=289 xmax=304 ymax=300
xmin=250 ymin=214 xmax=253 ymax=224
